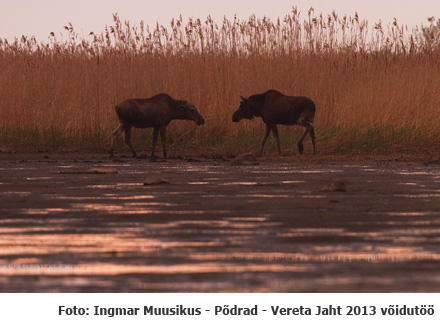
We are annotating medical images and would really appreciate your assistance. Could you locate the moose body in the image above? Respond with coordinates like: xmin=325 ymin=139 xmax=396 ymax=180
xmin=232 ymin=90 xmax=316 ymax=156
xmin=110 ymin=93 xmax=204 ymax=158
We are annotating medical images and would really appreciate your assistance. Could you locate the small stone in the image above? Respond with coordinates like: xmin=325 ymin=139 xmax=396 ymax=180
xmin=144 ymin=176 xmax=169 ymax=185
xmin=229 ymin=153 xmax=259 ymax=166
xmin=59 ymin=167 xmax=118 ymax=174
xmin=86 ymin=167 xmax=118 ymax=174
xmin=320 ymin=182 xmax=347 ymax=192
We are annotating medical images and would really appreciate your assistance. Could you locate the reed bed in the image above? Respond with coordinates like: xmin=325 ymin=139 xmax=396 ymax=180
xmin=1 ymin=7 xmax=440 ymax=155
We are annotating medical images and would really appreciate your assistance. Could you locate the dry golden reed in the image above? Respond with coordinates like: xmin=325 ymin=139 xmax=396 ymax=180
xmin=1 ymin=7 xmax=440 ymax=155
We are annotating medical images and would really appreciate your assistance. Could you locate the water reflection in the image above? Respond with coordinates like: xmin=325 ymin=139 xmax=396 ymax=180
xmin=398 ymin=171 xmax=435 ymax=175
xmin=54 ymin=195 xmax=155 ymax=200
xmin=223 ymin=217 xmax=267 ymax=222
xmin=0 ymin=192 xmax=31 ymax=196
xmin=395 ymin=194 xmax=440 ymax=198
xmin=87 ymin=183 xmax=142 ymax=188
xmin=201 ymin=194 xmax=290 ymax=198
xmin=2 ymin=159 xmax=440 ymax=292
xmin=26 ymin=177 xmax=52 ymax=181
xmin=369 ymin=211 xmax=440 ymax=216
xmin=219 ymin=182 xmax=259 ymax=186
xmin=388 ymin=211 xmax=440 ymax=216
xmin=0 ymin=262 xmax=311 ymax=276
xmin=21 ymin=208 xmax=70 ymax=215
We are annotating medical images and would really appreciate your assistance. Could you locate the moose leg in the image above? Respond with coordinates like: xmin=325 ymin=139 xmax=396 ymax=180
xmin=271 ymin=124 xmax=282 ymax=155
xmin=259 ymin=124 xmax=272 ymax=156
xmin=124 ymin=127 xmax=137 ymax=158
xmin=159 ymin=127 xmax=167 ymax=159
xmin=298 ymin=125 xmax=312 ymax=154
xmin=109 ymin=124 xmax=124 ymax=158
xmin=309 ymin=126 xmax=316 ymax=155
xmin=151 ymin=128 xmax=159 ymax=158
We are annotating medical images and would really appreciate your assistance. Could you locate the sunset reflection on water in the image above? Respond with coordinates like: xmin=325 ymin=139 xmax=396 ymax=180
xmin=1 ymin=158 xmax=440 ymax=292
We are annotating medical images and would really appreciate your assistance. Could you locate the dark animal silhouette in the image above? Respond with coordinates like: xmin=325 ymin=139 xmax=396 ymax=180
xmin=232 ymin=90 xmax=316 ymax=156
xmin=110 ymin=93 xmax=205 ymax=158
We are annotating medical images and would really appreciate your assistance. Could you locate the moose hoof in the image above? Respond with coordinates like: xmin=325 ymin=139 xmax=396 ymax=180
xmin=298 ymin=143 xmax=304 ymax=154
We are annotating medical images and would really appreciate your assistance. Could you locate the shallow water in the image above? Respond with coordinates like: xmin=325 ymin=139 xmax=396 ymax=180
xmin=0 ymin=154 xmax=440 ymax=292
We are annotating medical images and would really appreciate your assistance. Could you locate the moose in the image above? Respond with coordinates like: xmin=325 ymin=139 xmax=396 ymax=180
xmin=232 ymin=90 xmax=316 ymax=156
xmin=109 ymin=93 xmax=205 ymax=159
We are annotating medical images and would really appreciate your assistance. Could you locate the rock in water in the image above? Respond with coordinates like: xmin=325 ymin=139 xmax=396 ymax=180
xmin=320 ymin=182 xmax=347 ymax=192
xmin=144 ymin=176 xmax=169 ymax=185
xmin=86 ymin=167 xmax=118 ymax=174
xmin=59 ymin=167 xmax=118 ymax=174
xmin=229 ymin=153 xmax=259 ymax=166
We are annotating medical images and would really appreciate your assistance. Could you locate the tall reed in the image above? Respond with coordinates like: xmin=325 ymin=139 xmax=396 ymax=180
xmin=1 ymin=8 xmax=439 ymax=155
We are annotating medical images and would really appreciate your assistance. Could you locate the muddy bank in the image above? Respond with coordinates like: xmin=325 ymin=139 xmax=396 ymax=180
xmin=0 ymin=153 xmax=439 ymax=292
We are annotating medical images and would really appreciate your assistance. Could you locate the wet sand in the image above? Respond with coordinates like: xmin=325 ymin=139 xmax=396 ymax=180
xmin=0 ymin=153 xmax=439 ymax=292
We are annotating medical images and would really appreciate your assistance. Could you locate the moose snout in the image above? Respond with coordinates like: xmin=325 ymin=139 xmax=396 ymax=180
xmin=196 ymin=117 xmax=205 ymax=125
xmin=232 ymin=113 xmax=240 ymax=122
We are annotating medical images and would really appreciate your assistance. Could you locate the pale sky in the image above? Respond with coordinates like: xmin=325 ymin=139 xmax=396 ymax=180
xmin=1 ymin=0 xmax=440 ymax=41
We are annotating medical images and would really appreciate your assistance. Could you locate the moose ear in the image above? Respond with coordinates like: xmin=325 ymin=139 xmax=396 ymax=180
xmin=240 ymin=96 xmax=248 ymax=102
